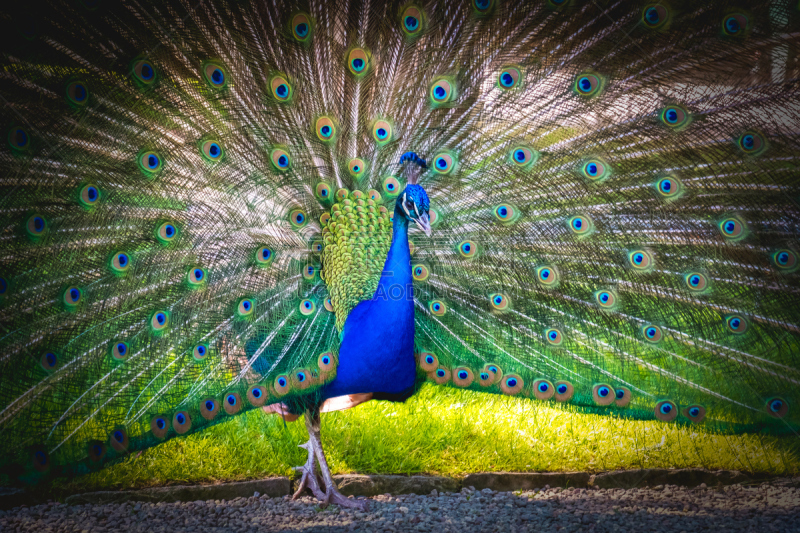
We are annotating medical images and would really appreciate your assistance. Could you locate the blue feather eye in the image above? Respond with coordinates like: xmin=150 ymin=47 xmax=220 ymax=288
xmin=109 ymin=428 xmax=129 ymax=453
xmin=725 ymin=314 xmax=747 ymax=334
xmin=401 ymin=6 xmax=424 ymax=36
xmin=544 ymin=328 xmax=563 ymax=346
xmin=202 ymin=140 xmax=224 ymax=162
xmin=315 ymin=117 xmax=337 ymax=142
xmin=187 ymin=267 xmax=206 ymax=287
xmin=642 ymin=324 xmax=663 ymax=343
xmin=413 ymin=263 xmax=430 ymax=281
xmin=372 ymin=119 xmax=393 ymax=144
xmin=299 ymin=299 xmax=316 ymax=316
xmin=203 ymin=61 xmax=228 ymax=89
xmin=347 ymin=157 xmax=367 ymax=178
xmin=193 ymin=343 xmax=208 ymax=361
xmin=595 ymin=290 xmax=617 ymax=309
xmin=78 ymin=183 xmax=100 ymax=208
xmin=293 ymin=370 xmax=312 ymax=390
xmin=581 ymin=158 xmax=609 ymax=182
xmin=151 ymin=416 xmax=169 ymax=439
xmin=493 ymin=203 xmax=518 ymax=224
xmin=628 ymin=249 xmax=654 ymax=271
xmin=347 ymin=48 xmax=370 ymax=76
xmin=655 ymin=400 xmax=678 ymax=421
xmin=133 ymin=59 xmax=157 ymax=85
xmin=0 ymin=277 xmax=8 ymax=296
xmin=302 ymin=264 xmax=317 ymax=280
xmin=383 ymin=176 xmax=402 ymax=197
xmin=567 ymin=214 xmax=594 ymax=236
xmin=40 ymin=351 xmax=58 ymax=371
xmin=225 ymin=392 xmax=242 ymax=414
xmin=683 ymin=404 xmax=706 ymax=423
xmin=684 ymin=272 xmax=709 ymax=293
xmin=291 ymin=13 xmax=313 ymax=42
xmin=429 ymin=300 xmax=447 ymax=316
xmin=536 ymin=265 xmax=559 ymax=287
xmin=473 ymin=0 xmax=494 ymax=13
xmin=654 ymin=175 xmax=684 ymax=201
xmin=256 ymin=246 xmax=274 ymax=266
xmin=269 ymin=74 xmax=293 ymax=102
xmin=248 ymin=384 xmax=267 ymax=406
xmin=430 ymin=78 xmax=455 ymax=105
xmin=150 ymin=310 xmax=169 ymax=332
xmin=419 ymin=352 xmax=439 ymax=372
xmin=173 ymin=411 xmax=192 ymax=434
xmin=489 ymin=293 xmax=510 ymax=311
xmin=509 ymin=146 xmax=538 ymax=168
xmin=139 ymin=150 xmax=163 ymax=175
xmin=66 ymin=80 xmax=89 ymax=107
xmin=660 ymin=105 xmax=689 ymax=129
xmin=453 ymin=367 xmax=474 ymax=387
xmin=593 ymin=383 xmax=614 ymax=405
xmin=432 ymin=152 xmax=456 ymax=174
xmin=62 ymin=286 xmax=82 ymax=308
xmin=614 ymin=387 xmax=632 ymax=407
xmin=737 ymin=130 xmax=766 ymax=155
xmin=722 ymin=14 xmax=749 ymax=36
xmin=533 ymin=379 xmax=555 ymax=400
xmin=498 ymin=67 xmax=521 ymax=89
xmin=324 ymin=297 xmax=334 ymax=312
xmin=457 ymin=240 xmax=478 ymax=259
xmin=270 ymin=147 xmax=291 ymax=171
xmin=155 ymin=221 xmax=178 ymax=244
xmin=500 ymin=374 xmax=524 ymax=395
xmin=315 ymin=182 xmax=333 ymax=202
xmin=554 ymin=381 xmax=574 ymax=402
xmin=111 ymin=341 xmax=128 ymax=360
xmin=643 ymin=4 xmax=669 ymax=29
xmin=318 ymin=352 xmax=336 ymax=373
xmin=718 ymin=216 xmax=745 ymax=240
xmin=766 ymin=397 xmax=789 ymax=419
xmin=200 ymin=398 xmax=219 ymax=420
xmin=25 ymin=214 xmax=47 ymax=240
xmin=274 ymin=375 xmax=291 ymax=396
xmin=237 ymin=298 xmax=255 ymax=317
xmin=8 ymin=126 xmax=31 ymax=151
xmin=289 ymin=209 xmax=308 ymax=228
xmin=771 ymin=249 xmax=797 ymax=272
xmin=574 ymin=73 xmax=603 ymax=97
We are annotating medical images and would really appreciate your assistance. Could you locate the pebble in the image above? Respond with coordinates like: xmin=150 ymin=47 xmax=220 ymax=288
xmin=0 ymin=481 xmax=799 ymax=532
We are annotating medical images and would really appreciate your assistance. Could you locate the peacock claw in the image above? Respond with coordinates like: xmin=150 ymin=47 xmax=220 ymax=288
xmin=299 ymin=407 xmax=371 ymax=511
xmin=292 ymin=440 xmax=326 ymax=501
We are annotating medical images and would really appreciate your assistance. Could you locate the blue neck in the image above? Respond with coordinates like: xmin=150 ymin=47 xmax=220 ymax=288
xmin=378 ymin=205 xmax=412 ymax=292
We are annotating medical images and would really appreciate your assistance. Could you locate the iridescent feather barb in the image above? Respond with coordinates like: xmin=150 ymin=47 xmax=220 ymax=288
xmin=0 ymin=0 xmax=799 ymax=496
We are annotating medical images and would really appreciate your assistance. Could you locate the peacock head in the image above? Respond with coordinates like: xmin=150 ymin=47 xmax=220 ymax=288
xmin=397 ymin=151 xmax=431 ymax=236
xmin=397 ymin=184 xmax=431 ymax=236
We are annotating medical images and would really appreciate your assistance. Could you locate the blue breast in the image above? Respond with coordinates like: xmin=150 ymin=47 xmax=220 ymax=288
xmin=321 ymin=207 xmax=417 ymax=400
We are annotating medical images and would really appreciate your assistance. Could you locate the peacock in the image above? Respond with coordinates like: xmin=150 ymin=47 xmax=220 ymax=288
xmin=1 ymin=0 xmax=799 ymax=511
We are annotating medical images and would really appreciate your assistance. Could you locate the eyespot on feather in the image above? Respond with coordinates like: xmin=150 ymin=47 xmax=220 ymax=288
xmin=270 ymin=148 xmax=291 ymax=171
xmin=25 ymin=214 xmax=47 ymax=240
xmin=193 ymin=343 xmax=208 ymax=361
xmin=256 ymin=246 xmax=274 ymax=266
xmin=567 ymin=214 xmax=594 ymax=236
xmin=31 ymin=449 xmax=50 ymax=473
xmin=172 ymin=411 xmax=192 ymax=434
xmin=429 ymin=300 xmax=446 ymax=316
xmin=430 ymin=77 xmax=455 ymax=105
xmin=509 ymin=146 xmax=538 ymax=168
xmin=289 ymin=209 xmax=307 ymax=228
xmin=40 ymin=351 xmax=58 ymax=372
xmin=642 ymin=324 xmax=663 ymax=343
xmin=187 ymin=267 xmax=206 ymax=287
xmin=718 ymin=216 xmax=746 ymax=240
xmin=554 ymin=381 xmax=574 ymax=402
xmin=594 ymin=290 xmax=617 ymax=309
xmin=150 ymin=310 xmax=169 ymax=332
xmin=269 ymin=74 xmax=293 ymax=102
xmin=683 ymin=404 xmax=706 ymax=423
xmin=318 ymin=352 xmax=336 ymax=373
xmin=401 ymin=5 xmax=425 ymax=36
xmin=628 ymin=249 xmax=654 ymax=272
xmin=493 ymin=203 xmax=518 ymax=224
xmin=291 ymin=13 xmax=313 ymax=42
xmin=772 ymin=249 xmax=798 ymax=272
xmin=419 ymin=352 xmax=438 ymax=372
xmin=489 ymin=293 xmax=510 ymax=311
xmin=155 ymin=221 xmax=178 ymax=245
xmin=109 ymin=428 xmax=129 ymax=453
xmin=348 ymin=158 xmax=366 ymax=178
xmin=498 ymin=66 xmax=521 ymax=89
xmin=654 ymin=176 xmax=683 ymax=201
xmin=224 ymin=392 xmax=242 ymax=415
xmin=247 ymin=385 xmax=267 ymax=407
xmin=536 ymin=265 xmax=559 ymax=287
xmin=592 ymin=383 xmax=615 ymax=406
xmin=201 ymin=140 xmax=224 ymax=162
xmin=684 ymin=271 xmax=710 ymax=293
xmin=457 ymin=240 xmax=478 ymax=259
xmin=544 ymin=328 xmax=563 ymax=346
xmin=347 ymin=48 xmax=370 ymax=76
xmin=725 ymin=314 xmax=748 ymax=334
xmin=429 ymin=366 xmax=451 ymax=385
xmin=533 ymin=379 xmax=555 ymax=400
xmin=8 ymin=127 xmax=31 ymax=151
xmin=574 ymin=72 xmax=603 ymax=97
xmin=111 ymin=341 xmax=128 ymax=361
xmin=473 ymin=0 xmax=495 ymax=14
xmin=484 ymin=363 xmax=504 ymax=384
xmin=453 ymin=367 xmax=475 ymax=387
xmin=78 ymin=183 xmax=100 ymax=208
xmin=660 ymin=105 xmax=690 ymax=129
xmin=315 ymin=116 xmax=337 ymax=142
xmin=138 ymin=151 xmax=163 ymax=175
xmin=372 ymin=119 xmax=393 ymax=145
xmin=292 ymin=369 xmax=312 ymax=390
xmin=500 ymin=374 xmax=524 ymax=395
xmin=642 ymin=4 xmax=669 ymax=29
xmin=66 ymin=80 xmax=89 ymax=107
xmin=273 ymin=375 xmax=291 ymax=396
xmin=202 ymin=61 xmax=228 ymax=89
xmin=133 ymin=59 xmax=157 ymax=85
xmin=737 ymin=130 xmax=766 ymax=156
xmin=581 ymin=158 xmax=609 ymax=182
xmin=237 ymin=298 xmax=255 ymax=317
xmin=655 ymin=400 xmax=678 ymax=421
xmin=722 ymin=13 xmax=749 ymax=37
xmin=765 ymin=397 xmax=789 ymax=419
xmin=62 ymin=286 xmax=83 ymax=308
xmin=432 ymin=152 xmax=456 ymax=174
xmin=412 ymin=264 xmax=430 ymax=281
xmin=299 ymin=299 xmax=316 ymax=315
xmin=383 ymin=177 xmax=402 ymax=197
xmin=150 ymin=416 xmax=169 ymax=439
xmin=614 ymin=387 xmax=632 ymax=407
xmin=200 ymin=397 xmax=219 ymax=421
xmin=324 ymin=297 xmax=334 ymax=312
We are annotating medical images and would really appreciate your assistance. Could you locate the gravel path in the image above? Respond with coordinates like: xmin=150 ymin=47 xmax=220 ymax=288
xmin=1 ymin=481 xmax=799 ymax=532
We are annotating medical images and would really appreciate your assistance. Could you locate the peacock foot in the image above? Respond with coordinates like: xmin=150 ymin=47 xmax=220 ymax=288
xmin=292 ymin=439 xmax=326 ymax=501
xmin=301 ymin=407 xmax=370 ymax=511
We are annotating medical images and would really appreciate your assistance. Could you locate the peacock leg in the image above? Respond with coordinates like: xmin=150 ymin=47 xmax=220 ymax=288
xmin=292 ymin=439 xmax=326 ymax=501
xmin=304 ymin=407 xmax=370 ymax=511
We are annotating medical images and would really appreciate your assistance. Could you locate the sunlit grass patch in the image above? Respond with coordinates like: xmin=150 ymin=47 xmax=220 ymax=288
xmin=49 ymin=385 xmax=800 ymax=494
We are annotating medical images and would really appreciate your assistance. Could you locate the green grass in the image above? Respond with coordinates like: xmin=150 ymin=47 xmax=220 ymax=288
xmin=49 ymin=385 xmax=799 ymax=494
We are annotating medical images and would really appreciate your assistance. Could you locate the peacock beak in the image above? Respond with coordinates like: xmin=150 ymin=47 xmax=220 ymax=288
xmin=414 ymin=213 xmax=432 ymax=237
